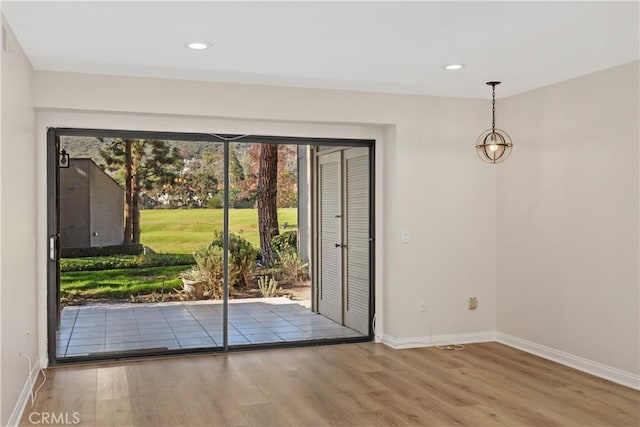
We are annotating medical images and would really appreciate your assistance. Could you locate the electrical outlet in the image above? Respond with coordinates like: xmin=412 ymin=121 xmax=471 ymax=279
xmin=468 ymin=297 xmax=478 ymax=310
xmin=401 ymin=230 xmax=410 ymax=243
xmin=418 ymin=298 xmax=427 ymax=312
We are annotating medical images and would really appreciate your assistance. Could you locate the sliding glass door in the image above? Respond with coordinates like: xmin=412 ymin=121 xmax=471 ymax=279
xmin=48 ymin=129 xmax=373 ymax=363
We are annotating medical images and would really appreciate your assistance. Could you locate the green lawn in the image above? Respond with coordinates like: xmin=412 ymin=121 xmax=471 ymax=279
xmin=61 ymin=265 xmax=186 ymax=299
xmin=61 ymin=208 xmax=298 ymax=300
xmin=140 ymin=208 xmax=297 ymax=254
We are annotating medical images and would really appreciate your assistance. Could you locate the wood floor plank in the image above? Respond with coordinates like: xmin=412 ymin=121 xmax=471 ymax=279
xmin=240 ymin=403 xmax=291 ymax=427
xmin=97 ymin=366 xmax=129 ymax=401
xmin=95 ymin=397 xmax=133 ymax=427
xmin=19 ymin=343 xmax=640 ymax=427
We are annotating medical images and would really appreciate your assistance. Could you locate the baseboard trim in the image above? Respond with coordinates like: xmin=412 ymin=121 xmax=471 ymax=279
xmin=496 ymin=332 xmax=640 ymax=390
xmin=382 ymin=331 xmax=496 ymax=349
xmin=7 ymin=357 xmax=46 ymax=427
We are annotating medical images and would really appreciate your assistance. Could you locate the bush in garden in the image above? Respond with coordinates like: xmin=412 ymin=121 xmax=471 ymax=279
xmin=277 ymin=249 xmax=308 ymax=284
xmin=257 ymin=275 xmax=281 ymax=298
xmin=270 ymin=230 xmax=307 ymax=283
xmin=192 ymin=246 xmax=225 ymax=299
xmin=196 ymin=231 xmax=257 ymax=288
xmin=271 ymin=230 xmax=297 ymax=254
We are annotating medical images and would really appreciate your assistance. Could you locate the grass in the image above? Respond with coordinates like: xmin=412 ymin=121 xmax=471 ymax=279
xmin=140 ymin=208 xmax=297 ymax=253
xmin=61 ymin=265 xmax=186 ymax=299
xmin=62 ymin=207 xmax=298 ymax=299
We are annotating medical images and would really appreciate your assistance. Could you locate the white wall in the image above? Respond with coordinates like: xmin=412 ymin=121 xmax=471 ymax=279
xmin=497 ymin=62 xmax=640 ymax=377
xmin=32 ymin=71 xmax=497 ymax=356
xmin=0 ymin=16 xmax=38 ymax=426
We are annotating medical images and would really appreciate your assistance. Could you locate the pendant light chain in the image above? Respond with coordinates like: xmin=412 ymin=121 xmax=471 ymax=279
xmin=475 ymin=80 xmax=513 ymax=164
xmin=491 ymin=85 xmax=496 ymax=132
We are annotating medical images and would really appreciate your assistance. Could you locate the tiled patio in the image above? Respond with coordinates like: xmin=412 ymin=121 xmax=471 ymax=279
xmin=56 ymin=298 xmax=362 ymax=358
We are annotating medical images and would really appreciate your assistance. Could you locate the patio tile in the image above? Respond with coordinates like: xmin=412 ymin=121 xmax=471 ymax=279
xmin=137 ymin=318 xmax=169 ymax=324
xmin=251 ymin=314 xmax=281 ymax=320
xmin=259 ymin=320 xmax=295 ymax=328
xmin=56 ymin=331 xmax=72 ymax=340
xmin=105 ymin=323 xmax=139 ymax=335
xmin=170 ymin=324 xmax=204 ymax=331
xmin=245 ymin=333 xmax=283 ymax=344
xmin=167 ymin=320 xmax=201 ymax=328
xmin=269 ymin=325 xmax=303 ymax=334
xmin=105 ymin=329 xmax=140 ymax=337
xmin=68 ymin=337 xmax=106 ymax=346
xmin=172 ymin=330 xmax=210 ymax=339
xmin=140 ymin=332 xmax=176 ymax=341
xmin=65 ymin=344 xmax=105 ymax=356
xmin=76 ymin=315 xmax=106 ymax=320
xmin=234 ymin=327 xmax=271 ymax=335
xmin=209 ymin=333 xmax=247 ymax=345
xmin=106 ymin=335 xmax=142 ymax=344
xmin=138 ymin=325 xmax=171 ymax=332
xmin=106 ymin=315 xmax=136 ymax=321
xmin=160 ymin=309 xmax=192 ymax=315
xmin=105 ymin=342 xmax=143 ymax=352
xmin=178 ymin=337 xmax=215 ymax=349
xmin=70 ymin=331 xmax=106 ymax=339
xmin=277 ymin=331 xmax=312 ymax=341
xmin=142 ymin=340 xmax=179 ymax=350
xmin=70 ymin=322 xmax=105 ymax=328
xmin=61 ymin=310 xmax=78 ymax=318
xmin=58 ymin=299 xmax=363 ymax=356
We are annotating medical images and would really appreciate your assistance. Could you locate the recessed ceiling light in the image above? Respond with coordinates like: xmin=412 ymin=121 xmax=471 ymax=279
xmin=443 ymin=64 xmax=465 ymax=70
xmin=186 ymin=42 xmax=211 ymax=50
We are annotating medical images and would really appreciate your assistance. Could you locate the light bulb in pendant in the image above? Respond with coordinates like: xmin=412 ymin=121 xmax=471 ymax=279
xmin=487 ymin=134 xmax=498 ymax=152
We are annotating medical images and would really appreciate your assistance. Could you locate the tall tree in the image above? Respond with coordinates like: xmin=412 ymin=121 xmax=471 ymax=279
xmin=257 ymin=144 xmax=279 ymax=266
xmin=100 ymin=139 xmax=182 ymax=244
xmin=229 ymin=146 xmax=245 ymax=182
xmin=124 ymin=139 xmax=133 ymax=243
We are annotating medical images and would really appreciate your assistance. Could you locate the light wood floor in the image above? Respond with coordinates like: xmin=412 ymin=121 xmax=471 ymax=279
xmin=20 ymin=342 xmax=639 ymax=426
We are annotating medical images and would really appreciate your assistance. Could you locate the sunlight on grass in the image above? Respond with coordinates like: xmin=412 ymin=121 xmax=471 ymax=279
xmin=140 ymin=208 xmax=297 ymax=253
xmin=62 ymin=208 xmax=299 ymax=300
xmin=61 ymin=265 xmax=186 ymax=299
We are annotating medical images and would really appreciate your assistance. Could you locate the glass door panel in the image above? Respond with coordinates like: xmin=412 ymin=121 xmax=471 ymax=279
xmin=55 ymin=135 xmax=224 ymax=359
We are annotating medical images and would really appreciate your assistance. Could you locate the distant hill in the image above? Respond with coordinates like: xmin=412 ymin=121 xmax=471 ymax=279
xmin=60 ymin=136 xmax=227 ymax=162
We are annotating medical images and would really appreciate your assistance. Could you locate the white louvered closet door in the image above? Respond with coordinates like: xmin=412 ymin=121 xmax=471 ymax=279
xmin=317 ymin=152 xmax=343 ymax=324
xmin=343 ymin=148 xmax=370 ymax=334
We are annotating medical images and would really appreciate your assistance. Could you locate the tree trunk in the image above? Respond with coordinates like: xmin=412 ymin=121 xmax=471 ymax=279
xmin=257 ymin=144 xmax=279 ymax=266
xmin=123 ymin=139 xmax=133 ymax=244
xmin=131 ymin=143 xmax=144 ymax=244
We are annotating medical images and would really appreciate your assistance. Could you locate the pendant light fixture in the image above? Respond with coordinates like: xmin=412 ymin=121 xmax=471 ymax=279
xmin=476 ymin=81 xmax=512 ymax=163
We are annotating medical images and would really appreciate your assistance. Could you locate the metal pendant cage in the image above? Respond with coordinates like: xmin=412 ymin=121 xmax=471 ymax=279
xmin=475 ymin=128 xmax=512 ymax=164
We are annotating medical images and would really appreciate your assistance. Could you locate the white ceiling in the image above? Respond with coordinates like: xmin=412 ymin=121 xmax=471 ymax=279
xmin=2 ymin=1 xmax=639 ymax=99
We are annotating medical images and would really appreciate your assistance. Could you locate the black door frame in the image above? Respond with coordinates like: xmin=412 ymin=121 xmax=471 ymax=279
xmin=47 ymin=127 xmax=376 ymax=365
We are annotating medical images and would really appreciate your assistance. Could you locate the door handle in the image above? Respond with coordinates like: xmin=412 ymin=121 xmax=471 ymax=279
xmin=334 ymin=243 xmax=347 ymax=248
xmin=49 ymin=234 xmax=60 ymax=262
xmin=49 ymin=235 xmax=56 ymax=261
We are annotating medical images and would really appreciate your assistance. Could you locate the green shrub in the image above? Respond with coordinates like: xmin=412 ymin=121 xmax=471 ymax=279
xmin=61 ymin=243 xmax=144 ymax=258
xmin=192 ymin=246 xmax=225 ymax=299
xmin=271 ymin=231 xmax=306 ymax=283
xmin=277 ymin=249 xmax=308 ymax=283
xmin=271 ymin=231 xmax=297 ymax=254
xmin=207 ymin=193 xmax=224 ymax=209
xmin=60 ymin=253 xmax=194 ymax=272
xmin=257 ymin=275 xmax=281 ymax=298
xmin=195 ymin=231 xmax=257 ymax=288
